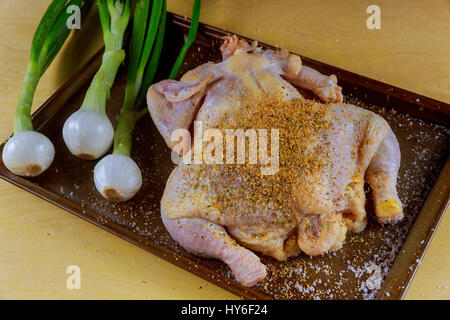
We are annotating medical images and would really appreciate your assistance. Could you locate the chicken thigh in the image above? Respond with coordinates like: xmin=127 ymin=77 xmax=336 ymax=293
xmin=147 ymin=36 xmax=403 ymax=286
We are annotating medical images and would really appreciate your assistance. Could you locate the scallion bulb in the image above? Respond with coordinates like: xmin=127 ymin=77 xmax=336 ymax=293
xmin=62 ymin=110 xmax=114 ymax=159
xmin=2 ymin=131 xmax=55 ymax=177
xmin=94 ymin=154 xmax=142 ymax=202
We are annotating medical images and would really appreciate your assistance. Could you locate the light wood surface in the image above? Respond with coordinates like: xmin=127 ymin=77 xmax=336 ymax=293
xmin=0 ymin=0 xmax=448 ymax=299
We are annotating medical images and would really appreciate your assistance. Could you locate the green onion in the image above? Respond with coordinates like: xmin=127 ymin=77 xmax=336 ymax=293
xmin=63 ymin=0 xmax=131 ymax=160
xmin=169 ymin=0 xmax=201 ymax=79
xmin=94 ymin=0 xmax=167 ymax=202
xmin=3 ymin=0 xmax=93 ymax=177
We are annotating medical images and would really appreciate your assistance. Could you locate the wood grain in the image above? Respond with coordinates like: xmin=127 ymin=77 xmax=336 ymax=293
xmin=0 ymin=0 xmax=448 ymax=299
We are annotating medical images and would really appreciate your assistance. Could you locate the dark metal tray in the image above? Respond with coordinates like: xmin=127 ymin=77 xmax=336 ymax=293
xmin=1 ymin=13 xmax=449 ymax=300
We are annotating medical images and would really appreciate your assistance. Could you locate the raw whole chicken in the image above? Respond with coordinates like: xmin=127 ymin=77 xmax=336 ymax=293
xmin=147 ymin=36 xmax=403 ymax=286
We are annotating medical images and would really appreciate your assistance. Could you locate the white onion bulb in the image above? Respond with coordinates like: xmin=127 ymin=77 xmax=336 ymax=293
xmin=2 ymin=131 xmax=55 ymax=177
xmin=62 ymin=110 xmax=114 ymax=160
xmin=94 ymin=154 xmax=142 ymax=202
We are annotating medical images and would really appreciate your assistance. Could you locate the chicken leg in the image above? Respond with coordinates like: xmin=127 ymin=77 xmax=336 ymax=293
xmin=162 ymin=216 xmax=267 ymax=286
xmin=366 ymin=128 xmax=403 ymax=223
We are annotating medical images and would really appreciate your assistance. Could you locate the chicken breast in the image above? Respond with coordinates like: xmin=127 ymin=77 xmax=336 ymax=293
xmin=147 ymin=36 xmax=403 ymax=286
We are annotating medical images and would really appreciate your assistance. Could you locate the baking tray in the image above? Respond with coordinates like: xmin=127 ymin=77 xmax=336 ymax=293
xmin=0 ymin=13 xmax=449 ymax=300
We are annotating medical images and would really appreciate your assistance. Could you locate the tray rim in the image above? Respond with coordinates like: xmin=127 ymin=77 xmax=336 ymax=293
xmin=1 ymin=12 xmax=449 ymax=300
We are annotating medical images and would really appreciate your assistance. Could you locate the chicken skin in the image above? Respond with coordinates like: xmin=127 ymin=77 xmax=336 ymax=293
xmin=147 ymin=36 xmax=403 ymax=286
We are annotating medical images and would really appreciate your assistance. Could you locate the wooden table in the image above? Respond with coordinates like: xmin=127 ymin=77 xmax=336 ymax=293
xmin=0 ymin=0 xmax=448 ymax=299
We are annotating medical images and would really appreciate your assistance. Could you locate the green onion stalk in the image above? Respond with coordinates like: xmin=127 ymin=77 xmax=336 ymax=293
xmin=63 ymin=0 xmax=130 ymax=160
xmin=169 ymin=0 xmax=201 ymax=79
xmin=2 ymin=0 xmax=93 ymax=177
xmin=94 ymin=0 xmax=166 ymax=202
